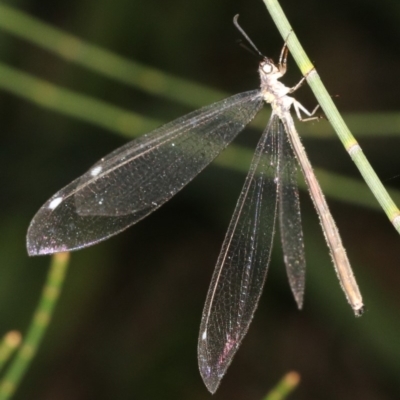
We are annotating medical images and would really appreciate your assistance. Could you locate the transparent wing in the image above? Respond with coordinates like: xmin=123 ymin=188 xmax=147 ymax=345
xmin=198 ymin=115 xmax=280 ymax=393
xmin=277 ymin=118 xmax=306 ymax=309
xmin=27 ymin=90 xmax=263 ymax=255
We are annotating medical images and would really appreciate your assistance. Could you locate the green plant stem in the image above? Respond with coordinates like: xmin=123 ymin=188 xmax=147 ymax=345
xmin=0 ymin=253 xmax=70 ymax=400
xmin=263 ymin=0 xmax=400 ymax=232
xmin=0 ymin=2 xmax=224 ymax=109
xmin=263 ymin=371 xmax=300 ymax=400
xmin=0 ymin=332 xmax=21 ymax=374
xmin=0 ymin=62 xmax=161 ymax=139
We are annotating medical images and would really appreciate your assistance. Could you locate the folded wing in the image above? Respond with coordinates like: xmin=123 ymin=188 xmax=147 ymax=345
xmin=277 ymin=118 xmax=306 ymax=309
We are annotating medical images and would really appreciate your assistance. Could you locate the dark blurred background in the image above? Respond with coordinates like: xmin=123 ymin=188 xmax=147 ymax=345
xmin=1 ymin=0 xmax=400 ymax=399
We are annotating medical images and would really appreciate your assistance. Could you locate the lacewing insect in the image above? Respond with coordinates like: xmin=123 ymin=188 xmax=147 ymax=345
xmin=27 ymin=16 xmax=363 ymax=393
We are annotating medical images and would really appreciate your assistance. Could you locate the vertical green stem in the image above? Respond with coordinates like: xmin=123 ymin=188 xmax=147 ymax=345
xmin=262 ymin=0 xmax=400 ymax=232
xmin=0 ymin=253 xmax=70 ymax=400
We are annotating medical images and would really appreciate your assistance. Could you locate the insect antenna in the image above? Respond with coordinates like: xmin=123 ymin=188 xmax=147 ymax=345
xmin=233 ymin=14 xmax=264 ymax=58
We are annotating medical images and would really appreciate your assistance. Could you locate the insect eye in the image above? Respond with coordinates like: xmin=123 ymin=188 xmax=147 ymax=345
xmin=262 ymin=63 xmax=273 ymax=74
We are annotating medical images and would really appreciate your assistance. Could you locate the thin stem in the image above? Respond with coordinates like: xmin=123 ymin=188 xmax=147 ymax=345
xmin=0 ymin=333 xmax=21 ymax=374
xmin=263 ymin=0 xmax=400 ymax=232
xmin=263 ymin=371 xmax=300 ymax=400
xmin=0 ymin=2 xmax=224 ymax=109
xmin=0 ymin=253 xmax=70 ymax=400
xmin=0 ymin=62 xmax=161 ymax=139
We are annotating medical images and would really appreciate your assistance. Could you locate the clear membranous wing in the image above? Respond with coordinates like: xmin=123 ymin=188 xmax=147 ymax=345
xmin=27 ymin=90 xmax=263 ymax=255
xmin=198 ymin=115 xmax=281 ymax=393
xmin=277 ymin=118 xmax=306 ymax=309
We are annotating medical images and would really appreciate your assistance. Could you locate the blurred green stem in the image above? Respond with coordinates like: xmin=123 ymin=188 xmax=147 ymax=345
xmin=263 ymin=372 xmax=300 ymax=400
xmin=0 ymin=253 xmax=70 ymax=400
xmin=0 ymin=62 xmax=161 ymax=138
xmin=0 ymin=2 xmax=224 ymax=109
xmin=0 ymin=333 xmax=21 ymax=374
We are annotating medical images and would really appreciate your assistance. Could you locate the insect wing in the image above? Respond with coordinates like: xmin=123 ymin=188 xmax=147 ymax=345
xmin=198 ymin=115 xmax=280 ymax=393
xmin=27 ymin=90 xmax=263 ymax=255
xmin=277 ymin=119 xmax=306 ymax=308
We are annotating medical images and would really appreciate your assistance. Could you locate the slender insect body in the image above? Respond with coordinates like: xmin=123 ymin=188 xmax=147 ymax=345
xmin=257 ymin=52 xmax=364 ymax=316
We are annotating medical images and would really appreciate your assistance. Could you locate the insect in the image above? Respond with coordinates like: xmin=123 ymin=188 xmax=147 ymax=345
xmin=27 ymin=16 xmax=363 ymax=393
